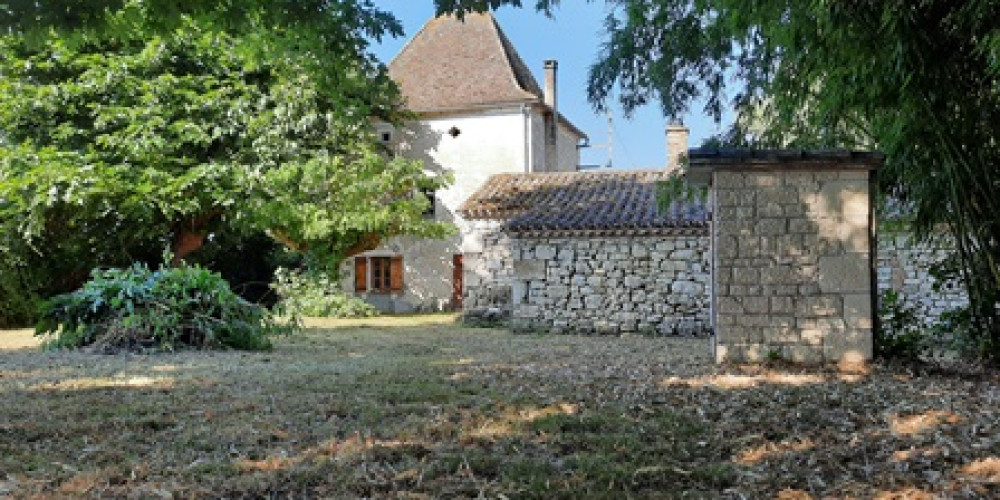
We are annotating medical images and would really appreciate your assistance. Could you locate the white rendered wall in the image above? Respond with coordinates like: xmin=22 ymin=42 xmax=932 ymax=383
xmin=343 ymin=106 xmax=581 ymax=312
xmin=556 ymin=121 xmax=581 ymax=172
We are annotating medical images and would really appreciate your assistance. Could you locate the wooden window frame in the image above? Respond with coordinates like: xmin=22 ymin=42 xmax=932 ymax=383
xmin=354 ymin=255 xmax=404 ymax=294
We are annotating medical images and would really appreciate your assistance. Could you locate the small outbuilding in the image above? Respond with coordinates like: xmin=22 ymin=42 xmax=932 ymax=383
xmin=688 ymin=149 xmax=882 ymax=364
xmin=458 ymin=170 xmax=711 ymax=335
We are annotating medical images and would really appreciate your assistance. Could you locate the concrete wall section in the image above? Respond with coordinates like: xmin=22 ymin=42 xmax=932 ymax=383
xmin=712 ymin=170 xmax=874 ymax=364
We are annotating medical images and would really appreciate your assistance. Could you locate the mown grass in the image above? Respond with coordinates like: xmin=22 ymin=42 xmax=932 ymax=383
xmin=2 ymin=317 xmax=999 ymax=498
xmin=0 ymin=318 xmax=729 ymax=498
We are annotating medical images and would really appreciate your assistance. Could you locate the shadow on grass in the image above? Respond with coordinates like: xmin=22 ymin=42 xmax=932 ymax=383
xmin=0 ymin=320 xmax=998 ymax=498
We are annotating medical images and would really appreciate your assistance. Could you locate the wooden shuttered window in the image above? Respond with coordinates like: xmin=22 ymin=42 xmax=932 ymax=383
xmin=356 ymin=255 xmax=403 ymax=293
xmin=354 ymin=257 xmax=367 ymax=292
xmin=390 ymin=256 xmax=404 ymax=292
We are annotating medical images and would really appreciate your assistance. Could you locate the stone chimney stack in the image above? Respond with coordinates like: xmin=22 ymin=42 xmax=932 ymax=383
xmin=544 ymin=60 xmax=558 ymax=111
xmin=666 ymin=123 xmax=689 ymax=173
xmin=544 ymin=60 xmax=558 ymax=170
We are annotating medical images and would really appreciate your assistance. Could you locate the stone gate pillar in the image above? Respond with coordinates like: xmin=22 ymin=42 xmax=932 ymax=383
xmin=688 ymin=150 xmax=882 ymax=364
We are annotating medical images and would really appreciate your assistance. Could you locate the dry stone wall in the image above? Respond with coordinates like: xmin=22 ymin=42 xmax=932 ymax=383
xmin=510 ymin=235 xmax=711 ymax=335
xmin=463 ymin=231 xmax=711 ymax=335
xmin=712 ymin=169 xmax=875 ymax=364
xmin=877 ymin=230 xmax=967 ymax=324
xmin=462 ymin=221 xmax=515 ymax=324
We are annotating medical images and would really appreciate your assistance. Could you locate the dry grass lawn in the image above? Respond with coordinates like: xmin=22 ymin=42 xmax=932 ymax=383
xmin=2 ymin=316 xmax=999 ymax=498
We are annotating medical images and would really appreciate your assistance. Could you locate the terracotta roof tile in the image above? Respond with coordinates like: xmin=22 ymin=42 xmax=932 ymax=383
xmin=388 ymin=13 xmax=543 ymax=112
xmin=459 ymin=171 xmax=709 ymax=235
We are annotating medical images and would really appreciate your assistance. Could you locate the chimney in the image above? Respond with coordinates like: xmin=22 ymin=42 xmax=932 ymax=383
xmin=543 ymin=60 xmax=558 ymax=170
xmin=666 ymin=123 xmax=689 ymax=173
xmin=544 ymin=60 xmax=558 ymax=111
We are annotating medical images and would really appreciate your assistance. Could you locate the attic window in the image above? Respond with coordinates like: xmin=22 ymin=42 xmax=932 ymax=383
xmin=380 ymin=131 xmax=392 ymax=143
xmin=447 ymin=126 xmax=461 ymax=138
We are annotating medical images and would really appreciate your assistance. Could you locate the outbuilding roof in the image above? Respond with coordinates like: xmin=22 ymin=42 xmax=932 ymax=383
xmin=458 ymin=171 xmax=709 ymax=236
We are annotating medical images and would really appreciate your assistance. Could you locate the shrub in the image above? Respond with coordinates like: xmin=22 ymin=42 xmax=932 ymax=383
xmin=271 ymin=267 xmax=378 ymax=318
xmin=876 ymin=289 xmax=931 ymax=360
xmin=36 ymin=263 xmax=296 ymax=352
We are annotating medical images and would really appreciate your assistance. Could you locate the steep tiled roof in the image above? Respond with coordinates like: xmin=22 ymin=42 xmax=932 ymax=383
xmin=388 ymin=13 xmax=543 ymax=112
xmin=459 ymin=171 xmax=709 ymax=235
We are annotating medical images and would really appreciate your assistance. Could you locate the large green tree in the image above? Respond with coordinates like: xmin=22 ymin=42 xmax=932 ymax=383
xmin=442 ymin=0 xmax=1000 ymax=359
xmin=0 ymin=0 xmax=451 ymax=324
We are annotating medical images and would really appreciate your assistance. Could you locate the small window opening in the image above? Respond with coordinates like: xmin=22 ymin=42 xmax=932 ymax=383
xmin=420 ymin=188 xmax=436 ymax=217
xmin=447 ymin=126 xmax=461 ymax=138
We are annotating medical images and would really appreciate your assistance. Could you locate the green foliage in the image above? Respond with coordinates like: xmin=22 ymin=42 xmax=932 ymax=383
xmin=36 ymin=262 xmax=296 ymax=351
xmin=655 ymin=171 xmax=707 ymax=212
xmin=0 ymin=0 xmax=453 ymax=311
xmin=876 ymin=290 xmax=931 ymax=360
xmin=440 ymin=0 xmax=1000 ymax=362
xmin=271 ymin=267 xmax=378 ymax=318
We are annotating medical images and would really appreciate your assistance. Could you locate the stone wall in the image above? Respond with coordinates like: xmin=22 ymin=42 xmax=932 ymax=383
xmin=711 ymin=169 xmax=875 ymax=364
xmin=877 ymin=229 xmax=967 ymax=324
xmin=462 ymin=221 xmax=515 ymax=323
xmin=464 ymin=230 xmax=711 ymax=335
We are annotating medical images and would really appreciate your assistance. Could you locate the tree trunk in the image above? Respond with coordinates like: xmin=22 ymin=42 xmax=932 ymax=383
xmin=171 ymin=230 xmax=205 ymax=267
xmin=170 ymin=211 xmax=222 ymax=266
xmin=342 ymin=233 xmax=382 ymax=259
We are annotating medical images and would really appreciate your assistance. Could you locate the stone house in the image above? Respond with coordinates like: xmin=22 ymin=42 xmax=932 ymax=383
xmin=459 ymin=170 xmax=712 ymax=335
xmin=341 ymin=13 xmax=588 ymax=312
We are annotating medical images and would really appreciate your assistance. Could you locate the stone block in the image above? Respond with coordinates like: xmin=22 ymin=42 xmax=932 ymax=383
xmin=763 ymin=326 xmax=799 ymax=344
xmin=624 ymin=276 xmax=644 ymax=288
xmin=672 ymin=249 xmax=697 ymax=260
xmin=825 ymin=328 xmax=873 ymax=363
xmin=718 ymin=296 xmax=742 ymax=314
xmin=783 ymin=204 xmax=807 ymax=217
xmin=782 ymin=345 xmax=825 ymax=364
xmin=771 ymin=296 xmax=795 ymax=314
xmin=733 ymin=268 xmax=760 ymax=285
xmin=632 ymin=244 xmax=649 ymax=258
xmin=843 ymin=293 xmax=873 ymax=329
xmin=595 ymin=320 xmax=620 ymax=335
xmin=756 ymin=218 xmax=787 ymax=235
xmin=758 ymin=202 xmax=784 ymax=217
xmin=818 ymin=254 xmax=870 ymax=294
xmin=788 ymin=218 xmax=815 ymax=234
xmin=748 ymin=173 xmax=780 ymax=187
xmin=534 ymin=244 xmax=557 ymax=260
xmin=742 ymin=344 xmax=768 ymax=363
xmin=769 ymin=187 xmax=802 ymax=204
xmin=797 ymin=317 xmax=847 ymax=332
xmin=760 ymin=266 xmax=798 ymax=286
xmin=714 ymin=172 xmax=747 ymax=189
xmin=742 ymin=296 xmax=769 ymax=314
xmin=742 ymin=315 xmax=774 ymax=328
xmin=801 ymin=328 xmax=826 ymax=345
xmin=464 ymin=272 xmax=482 ymax=287
xmin=715 ymin=343 xmax=734 ymax=363
xmin=783 ymin=174 xmax=819 ymax=190
xmin=672 ymin=280 xmax=703 ymax=296
xmin=808 ymin=180 xmax=869 ymax=218
xmin=838 ymin=170 xmax=869 ymax=180
xmin=795 ymin=296 xmax=842 ymax=317
xmin=548 ymin=285 xmax=570 ymax=299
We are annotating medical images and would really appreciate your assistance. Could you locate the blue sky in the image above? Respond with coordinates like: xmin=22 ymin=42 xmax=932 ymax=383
xmin=371 ymin=1 xmax=734 ymax=169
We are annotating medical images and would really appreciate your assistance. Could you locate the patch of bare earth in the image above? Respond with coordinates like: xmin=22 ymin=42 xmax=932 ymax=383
xmin=1 ymin=317 xmax=998 ymax=498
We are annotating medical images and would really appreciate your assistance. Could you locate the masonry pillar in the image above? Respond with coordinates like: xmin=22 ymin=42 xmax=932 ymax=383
xmin=688 ymin=150 xmax=882 ymax=364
